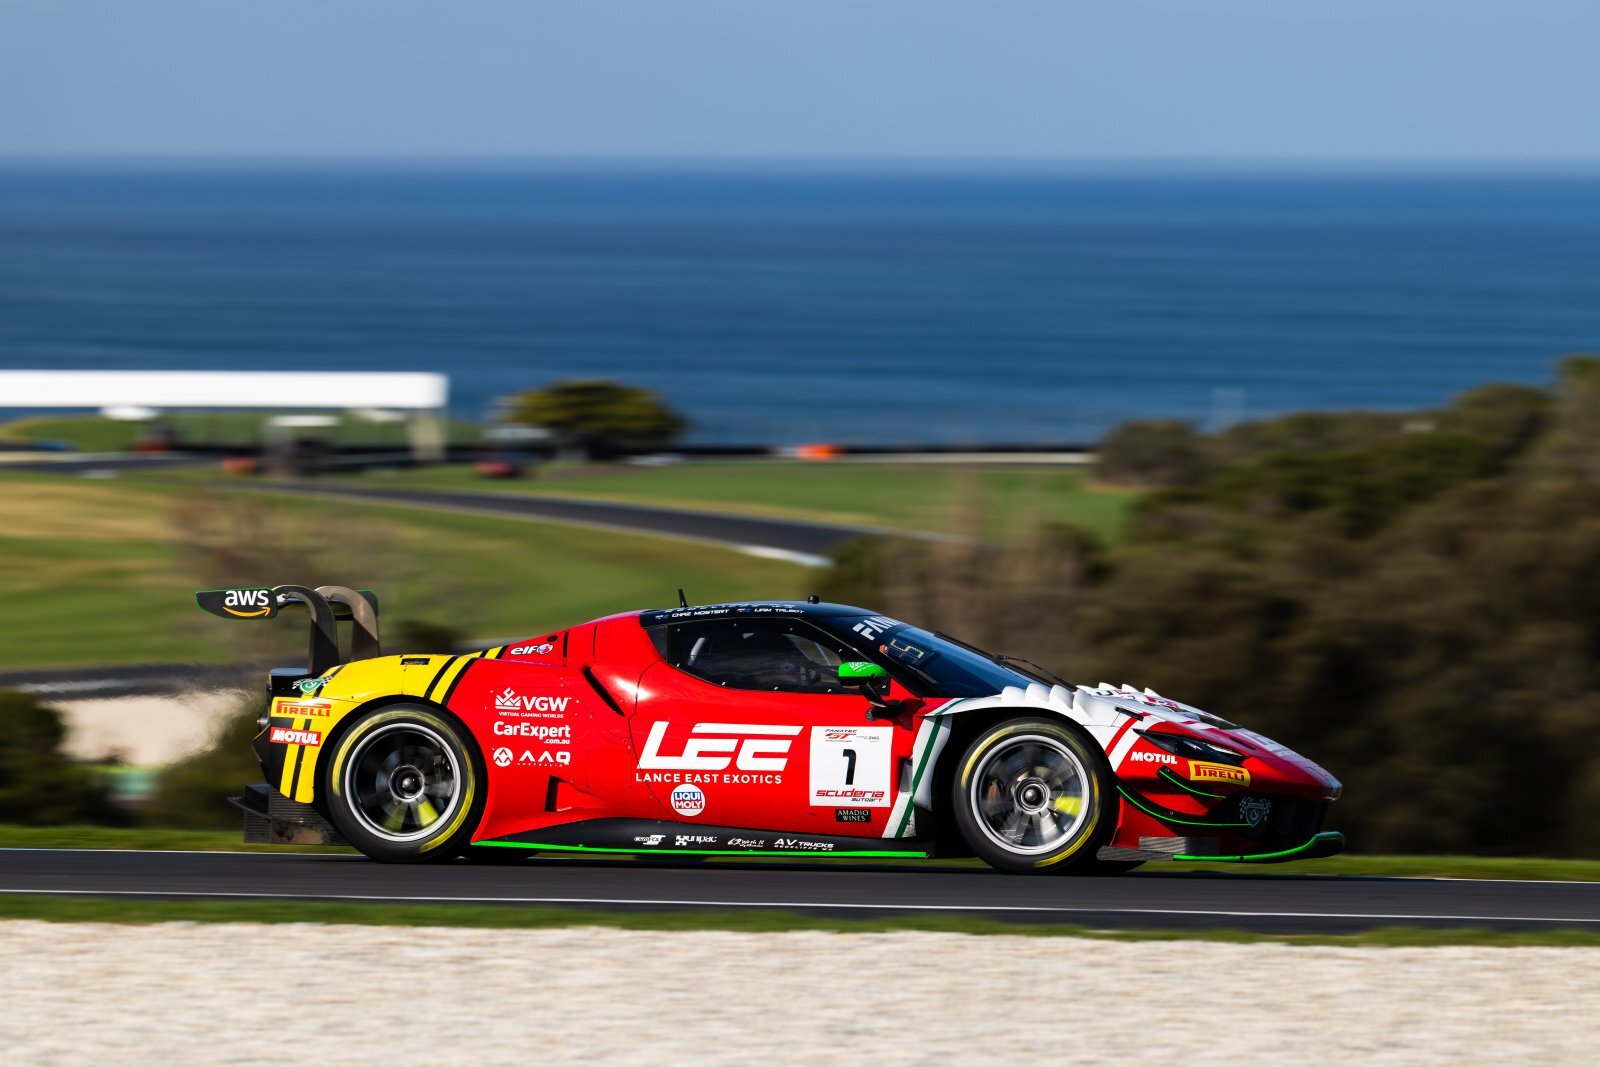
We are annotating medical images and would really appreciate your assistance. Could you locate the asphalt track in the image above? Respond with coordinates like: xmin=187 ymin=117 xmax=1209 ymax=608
xmin=229 ymin=480 xmax=877 ymax=563
xmin=4 ymin=849 xmax=1599 ymax=933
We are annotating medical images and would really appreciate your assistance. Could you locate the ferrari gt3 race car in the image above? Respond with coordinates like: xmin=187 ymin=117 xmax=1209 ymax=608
xmin=205 ymin=585 xmax=1344 ymax=874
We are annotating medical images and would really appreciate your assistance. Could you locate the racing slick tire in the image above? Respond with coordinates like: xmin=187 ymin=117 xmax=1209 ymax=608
xmin=322 ymin=704 xmax=486 ymax=863
xmin=950 ymin=716 xmax=1118 ymax=875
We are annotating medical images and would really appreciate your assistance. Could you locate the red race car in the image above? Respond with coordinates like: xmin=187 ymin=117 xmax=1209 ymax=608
xmin=208 ymin=585 xmax=1343 ymax=874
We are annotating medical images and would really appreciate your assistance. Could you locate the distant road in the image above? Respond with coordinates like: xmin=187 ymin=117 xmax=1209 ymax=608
xmin=2 ymin=471 xmax=895 ymax=696
xmin=229 ymin=480 xmax=882 ymax=564
xmin=4 ymin=849 xmax=1599 ymax=933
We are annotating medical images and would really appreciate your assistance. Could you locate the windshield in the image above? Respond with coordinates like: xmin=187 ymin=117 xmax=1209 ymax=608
xmin=822 ymin=616 xmax=1043 ymax=697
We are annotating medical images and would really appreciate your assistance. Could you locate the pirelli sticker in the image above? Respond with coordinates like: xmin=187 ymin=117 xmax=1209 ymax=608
xmin=272 ymin=699 xmax=333 ymax=718
xmin=1188 ymin=760 xmax=1250 ymax=787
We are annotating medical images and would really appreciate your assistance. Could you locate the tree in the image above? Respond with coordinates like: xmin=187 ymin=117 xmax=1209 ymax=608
xmin=0 ymin=691 xmax=120 ymax=825
xmin=504 ymin=380 xmax=687 ymax=457
xmin=819 ymin=362 xmax=1600 ymax=856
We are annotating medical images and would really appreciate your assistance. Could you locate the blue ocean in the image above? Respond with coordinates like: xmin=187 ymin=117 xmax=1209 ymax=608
xmin=2 ymin=167 xmax=1599 ymax=445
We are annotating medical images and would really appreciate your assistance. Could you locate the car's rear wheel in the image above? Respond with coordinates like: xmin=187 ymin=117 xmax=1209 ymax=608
xmin=950 ymin=717 xmax=1116 ymax=874
xmin=322 ymin=704 xmax=484 ymax=863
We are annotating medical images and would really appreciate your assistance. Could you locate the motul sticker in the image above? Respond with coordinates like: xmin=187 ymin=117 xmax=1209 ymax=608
xmin=268 ymin=727 xmax=321 ymax=747
xmin=1188 ymin=760 xmax=1250 ymax=787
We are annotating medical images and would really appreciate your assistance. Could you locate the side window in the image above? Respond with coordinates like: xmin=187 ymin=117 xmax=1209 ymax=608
xmin=667 ymin=619 xmax=853 ymax=694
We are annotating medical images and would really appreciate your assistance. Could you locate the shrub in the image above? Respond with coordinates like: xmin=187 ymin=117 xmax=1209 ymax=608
xmin=0 ymin=690 xmax=121 ymax=825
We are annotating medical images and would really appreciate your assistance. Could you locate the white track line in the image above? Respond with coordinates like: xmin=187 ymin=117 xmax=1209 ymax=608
xmin=0 ymin=887 xmax=1596 ymax=924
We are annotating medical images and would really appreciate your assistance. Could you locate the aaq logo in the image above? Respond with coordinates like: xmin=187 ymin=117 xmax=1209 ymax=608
xmin=493 ymin=747 xmax=513 ymax=768
xmin=670 ymin=783 xmax=706 ymax=817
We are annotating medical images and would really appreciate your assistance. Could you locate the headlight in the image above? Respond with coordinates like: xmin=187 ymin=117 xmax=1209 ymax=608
xmin=1139 ymin=730 xmax=1246 ymax=766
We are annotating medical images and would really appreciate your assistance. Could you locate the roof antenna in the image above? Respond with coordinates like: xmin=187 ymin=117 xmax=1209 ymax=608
xmin=677 ymin=587 xmax=688 ymax=608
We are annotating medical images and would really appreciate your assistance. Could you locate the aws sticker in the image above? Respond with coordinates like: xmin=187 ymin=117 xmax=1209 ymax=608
xmin=670 ymin=783 xmax=707 ymax=817
xmin=196 ymin=588 xmax=277 ymax=619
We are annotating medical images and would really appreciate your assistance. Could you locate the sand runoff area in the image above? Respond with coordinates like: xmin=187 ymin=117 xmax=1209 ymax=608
xmin=2 ymin=921 xmax=1595 ymax=1065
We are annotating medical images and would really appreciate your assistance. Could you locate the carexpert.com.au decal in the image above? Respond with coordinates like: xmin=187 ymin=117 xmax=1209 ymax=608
xmin=487 ymin=685 xmax=575 ymax=770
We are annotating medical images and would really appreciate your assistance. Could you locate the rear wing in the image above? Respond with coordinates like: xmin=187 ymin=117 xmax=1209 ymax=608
xmin=195 ymin=585 xmax=381 ymax=677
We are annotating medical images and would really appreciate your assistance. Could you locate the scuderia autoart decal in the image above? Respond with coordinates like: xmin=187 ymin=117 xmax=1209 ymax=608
xmin=808 ymin=724 xmax=893 ymax=807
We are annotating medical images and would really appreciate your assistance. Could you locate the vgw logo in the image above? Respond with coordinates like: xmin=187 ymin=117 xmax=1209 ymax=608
xmin=638 ymin=722 xmax=801 ymax=772
xmin=492 ymin=690 xmax=571 ymax=714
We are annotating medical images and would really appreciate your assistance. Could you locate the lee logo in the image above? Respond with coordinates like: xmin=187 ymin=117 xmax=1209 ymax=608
xmin=638 ymin=722 xmax=801 ymax=772
xmin=268 ymin=727 xmax=321 ymax=747
xmin=1189 ymin=760 xmax=1250 ymax=787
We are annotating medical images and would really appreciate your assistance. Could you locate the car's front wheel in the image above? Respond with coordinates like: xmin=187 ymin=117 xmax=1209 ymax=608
xmin=322 ymin=704 xmax=484 ymax=863
xmin=950 ymin=717 xmax=1117 ymax=874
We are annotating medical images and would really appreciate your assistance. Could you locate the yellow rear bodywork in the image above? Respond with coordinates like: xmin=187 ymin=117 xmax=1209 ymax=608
xmin=265 ymin=650 xmax=499 ymax=805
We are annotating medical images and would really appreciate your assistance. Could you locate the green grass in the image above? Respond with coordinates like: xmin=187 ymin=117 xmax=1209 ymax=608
xmin=0 ymin=894 xmax=1595 ymax=946
xmin=1158 ymin=854 xmax=1600 ymax=881
xmin=352 ymin=461 xmax=1139 ymax=542
xmin=0 ymin=825 xmax=349 ymax=852
xmin=0 ymin=413 xmax=481 ymax=452
xmin=0 ymin=469 xmax=804 ymax=669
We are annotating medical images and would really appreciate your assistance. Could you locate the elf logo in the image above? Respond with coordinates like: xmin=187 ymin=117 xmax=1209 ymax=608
xmin=492 ymin=690 xmax=571 ymax=714
xmin=638 ymin=721 xmax=801 ymax=772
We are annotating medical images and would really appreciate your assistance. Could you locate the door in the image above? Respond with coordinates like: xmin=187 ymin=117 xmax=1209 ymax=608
xmin=631 ymin=617 xmax=914 ymax=837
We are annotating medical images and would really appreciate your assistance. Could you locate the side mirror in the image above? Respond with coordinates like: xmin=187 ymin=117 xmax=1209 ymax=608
xmin=838 ymin=661 xmax=894 ymax=716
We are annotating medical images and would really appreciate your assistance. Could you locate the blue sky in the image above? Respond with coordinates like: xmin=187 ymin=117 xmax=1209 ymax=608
xmin=3 ymin=0 xmax=1597 ymax=164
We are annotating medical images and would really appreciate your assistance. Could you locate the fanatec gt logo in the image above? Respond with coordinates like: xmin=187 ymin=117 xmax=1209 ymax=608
xmin=638 ymin=722 xmax=801 ymax=772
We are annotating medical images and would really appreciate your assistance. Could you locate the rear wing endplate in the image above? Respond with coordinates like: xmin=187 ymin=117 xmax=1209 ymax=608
xmin=195 ymin=585 xmax=380 ymax=676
